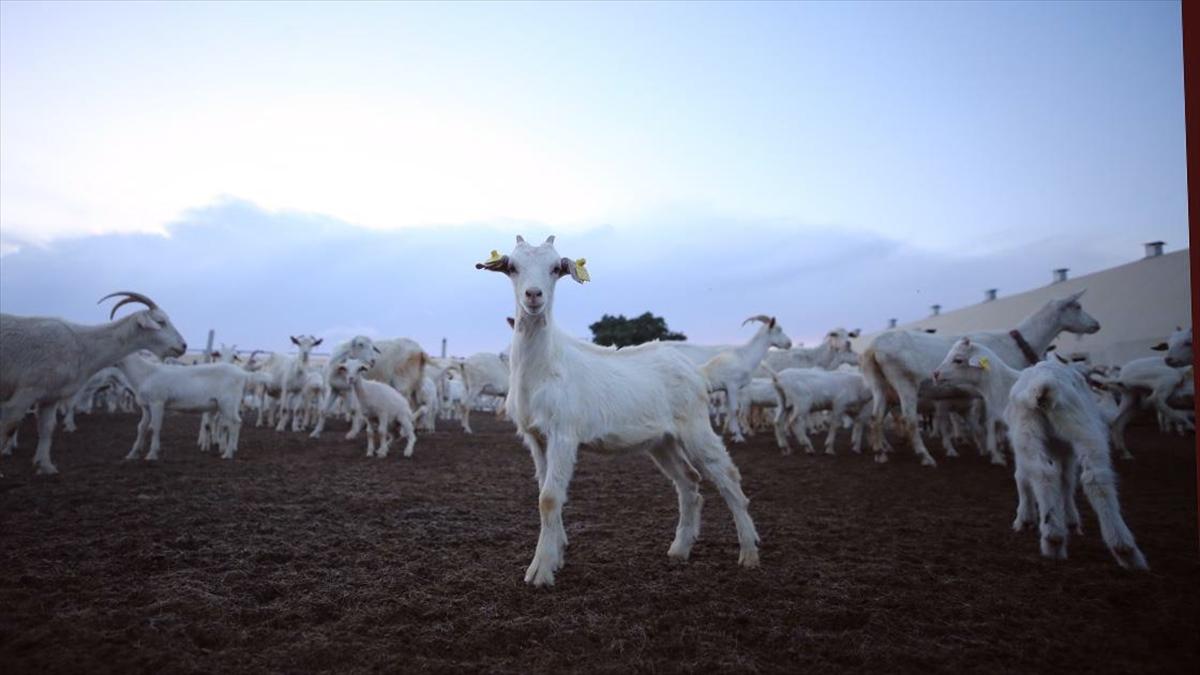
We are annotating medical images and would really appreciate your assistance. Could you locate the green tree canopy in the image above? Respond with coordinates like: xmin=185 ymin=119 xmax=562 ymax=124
xmin=589 ymin=312 xmax=687 ymax=348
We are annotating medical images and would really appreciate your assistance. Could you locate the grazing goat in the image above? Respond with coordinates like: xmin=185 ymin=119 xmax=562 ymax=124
xmin=0 ymin=292 xmax=188 ymax=474
xmin=700 ymin=316 xmax=793 ymax=443
xmin=341 ymin=358 xmax=424 ymax=458
xmin=861 ymin=291 xmax=1100 ymax=467
xmin=478 ymin=235 xmax=759 ymax=586
xmin=933 ymin=338 xmax=1147 ymax=570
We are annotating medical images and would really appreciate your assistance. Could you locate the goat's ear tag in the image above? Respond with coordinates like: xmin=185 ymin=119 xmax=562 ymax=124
xmin=483 ymin=250 xmax=503 ymax=264
xmin=571 ymin=258 xmax=590 ymax=283
xmin=970 ymin=356 xmax=990 ymax=370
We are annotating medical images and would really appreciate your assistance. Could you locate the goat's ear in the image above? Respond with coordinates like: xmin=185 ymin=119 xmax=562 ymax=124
xmin=136 ymin=313 xmax=163 ymax=331
xmin=562 ymin=257 xmax=589 ymax=283
xmin=313 ymin=338 xmax=323 ymax=347
xmin=1067 ymin=288 xmax=1087 ymax=302
xmin=1151 ymin=342 xmax=1168 ymax=351
xmin=769 ymin=317 xmax=777 ymax=328
xmin=848 ymin=329 xmax=860 ymax=338
xmin=544 ymin=235 xmax=555 ymax=245
xmin=290 ymin=336 xmax=300 ymax=346
xmin=336 ymin=365 xmax=347 ymax=374
xmin=373 ymin=345 xmax=382 ymax=354
xmin=1045 ymin=344 xmax=1057 ymax=352
xmin=516 ymin=235 xmax=526 ymax=244
xmin=506 ymin=317 xmax=515 ymax=328
xmin=476 ymin=251 xmax=511 ymax=273
xmin=967 ymin=355 xmax=990 ymax=370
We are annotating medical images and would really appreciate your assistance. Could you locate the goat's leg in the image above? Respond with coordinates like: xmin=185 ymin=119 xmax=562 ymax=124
xmin=850 ymin=405 xmax=870 ymax=454
xmin=1074 ymin=434 xmax=1148 ymax=570
xmin=146 ymin=403 xmax=167 ymax=461
xmin=935 ymin=401 xmax=959 ymax=458
xmin=681 ymin=421 xmax=760 ymax=568
xmin=525 ymin=436 xmax=579 ymax=586
xmin=648 ymin=438 xmax=704 ymax=560
xmin=219 ymin=401 xmax=241 ymax=459
xmin=772 ymin=405 xmax=791 ymax=454
xmin=460 ymin=389 xmax=476 ymax=434
xmin=1060 ymin=451 xmax=1082 ymax=535
xmin=1 ymin=390 xmax=39 ymax=460
xmin=346 ymin=401 xmax=366 ymax=440
xmin=126 ymin=406 xmax=151 ymax=460
xmin=823 ymin=403 xmax=845 ymax=455
xmin=31 ymin=401 xmax=60 ymax=475
xmin=725 ymin=385 xmax=747 ymax=443
xmin=400 ymin=417 xmax=417 ymax=458
xmin=1011 ymin=422 xmax=1068 ymax=560
xmin=309 ymin=389 xmax=338 ymax=438
xmin=893 ymin=379 xmax=936 ymax=467
xmin=1108 ymin=393 xmax=1138 ymax=460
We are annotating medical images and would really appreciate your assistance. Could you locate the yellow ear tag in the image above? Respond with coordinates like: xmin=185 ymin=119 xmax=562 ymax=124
xmin=484 ymin=250 xmax=503 ymax=264
xmin=573 ymin=258 xmax=591 ymax=282
xmin=978 ymin=356 xmax=990 ymax=371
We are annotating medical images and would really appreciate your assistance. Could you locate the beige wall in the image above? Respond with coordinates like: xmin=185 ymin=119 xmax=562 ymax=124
xmin=854 ymin=249 xmax=1192 ymax=366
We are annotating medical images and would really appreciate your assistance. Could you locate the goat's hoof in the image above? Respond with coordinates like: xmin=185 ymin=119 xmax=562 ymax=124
xmin=1112 ymin=545 xmax=1149 ymax=571
xmin=824 ymin=449 xmax=836 ymax=456
xmin=738 ymin=549 xmax=760 ymax=568
xmin=1120 ymin=452 xmax=1134 ymax=461
xmin=990 ymin=456 xmax=1007 ymax=466
xmin=945 ymin=450 xmax=959 ymax=458
xmin=874 ymin=453 xmax=889 ymax=464
xmin=1012 ymin=519 xmax=1035 ymax=532
xmin=34 ymin=463 xmax=59 ymax=475
xmin=524 ymin=559 xmax=557 ymax=587
xmin=920 ymin=456 xmax=938 ymax=468
xmin=1040 ymin=537 xmax=1067 ymax=560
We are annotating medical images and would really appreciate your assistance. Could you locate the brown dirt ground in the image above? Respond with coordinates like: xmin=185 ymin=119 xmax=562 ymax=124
xmin=0 ymin=412 xmax=1196 ymax=674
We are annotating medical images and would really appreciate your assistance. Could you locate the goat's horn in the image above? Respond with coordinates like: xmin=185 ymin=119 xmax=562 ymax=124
xmin=98 ymin=291 xmax=159 ymax=320
xmin=742 ymin=314 xmax=772 ymax=327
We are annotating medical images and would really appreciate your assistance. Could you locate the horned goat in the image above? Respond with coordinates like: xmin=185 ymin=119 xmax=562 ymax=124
xmin=0 ymin=292 xmax=187 ymax=474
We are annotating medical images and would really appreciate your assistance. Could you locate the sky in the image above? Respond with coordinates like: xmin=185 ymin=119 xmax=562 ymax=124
xmin=0 ymin=1 xmax=1188 ymax=355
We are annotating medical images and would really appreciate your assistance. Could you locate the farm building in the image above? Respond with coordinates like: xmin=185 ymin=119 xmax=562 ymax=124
xmin=853 ymin=242 xmax=1192 ymax=366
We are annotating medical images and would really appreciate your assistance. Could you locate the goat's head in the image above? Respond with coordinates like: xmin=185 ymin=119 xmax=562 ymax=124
xmin=825 ymin=327 xmax=859 ymax=353
xmin=336 ymin=358 xmax=370 ymax=386
xmin=744 ymin=315 xmax=792 ymax=349
xmin=99 ymin=291 xmax=187 ymax=358
xmin=290 ymin=335 xmax=323 ymax=358
xmin=476 ymin=235 xmax=588 ymax=318
xmin=214 ymin=343 xmax=239 ymax=364
xmin=346 ymin=335 xmax=380 ymax=366
xmin=932 ymin=337 xmax=993 ymax=387
xmin=1153 ymin=325 xmax=1193 ymax=368
xmin=1052 ymin=290 xmax=1101 ymax=335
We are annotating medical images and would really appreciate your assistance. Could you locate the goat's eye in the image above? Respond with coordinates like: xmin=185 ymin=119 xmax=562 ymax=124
xmin=952 ymin=358 xmax=964 ymax=365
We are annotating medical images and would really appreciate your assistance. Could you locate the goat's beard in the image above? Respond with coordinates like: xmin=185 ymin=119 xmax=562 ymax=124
xmin=516 ymin=312 xmax=548 ymax=332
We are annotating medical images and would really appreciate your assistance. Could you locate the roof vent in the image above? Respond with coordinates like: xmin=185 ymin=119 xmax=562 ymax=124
xmin=888 ymin=318 xmax=897 ymax=328
xmin=1144 ymin=241 xmax=1164 ymax=258
xmin=1052 ymin=268 xmax=1068 ymax=284
xmin=984 ymin=288 xmax=997 ymax=302
xmin=930 ymin=304 xmax=941 ymax=317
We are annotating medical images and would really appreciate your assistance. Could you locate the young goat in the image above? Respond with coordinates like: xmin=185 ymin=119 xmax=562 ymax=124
xmin=341 ymin=358 xmax=424 ymax=459
xmin=273 ymin=335 xmax=323 ymax=432
xmin=477 ymin=235 xmax=759 ymax=586
xmin=767 ymin=367 xmax=873 ymax=455
xmin=933 ymin=338 xmax=1147 ymax=570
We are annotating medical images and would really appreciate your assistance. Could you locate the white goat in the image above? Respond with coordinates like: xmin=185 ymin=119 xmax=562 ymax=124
xmin=1154 ymin=325 xmax=1193 ymax=368
xmin=1100 ymin=355 xmax=1194 ymax=458
xmin=767 ymin=367 xmax=873 ymax=455
xmin=700 ymin=316 xmax=793 ymax=443
xmin=308 ymin=335 xmax=380 ymax=438
xmin=117 ymin=353 xmax=251 ymax=460
xmin=416 ymin=376 xmax=440 ymax=432
xmin=346 ymin=338 xmax=427 ymax=439
xmin=340 ymin=358 xmax=425 ymax=458
xmin=933 ymin=338 xmax=1148 ymax=570
xmin=62 ymin=366 xmax=134 ymax=432
xmin=861 ymin=290 xmax=1100 ymax=467
xmin=447 ymin=352 xmax=510 ymax=433
xmin=477 ymin=235 xmax=760 ymax=587
xmin=760 ymin=328 xmax=860 ymax=373
xmin=0 ymin=292 xmax=188 ymax=474
xmin=271 ymin=335 xmax=323 ymax=432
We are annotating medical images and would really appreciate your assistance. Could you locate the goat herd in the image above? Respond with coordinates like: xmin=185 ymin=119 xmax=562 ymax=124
xmin=0 ymin=235 xmax=1194 ymax=586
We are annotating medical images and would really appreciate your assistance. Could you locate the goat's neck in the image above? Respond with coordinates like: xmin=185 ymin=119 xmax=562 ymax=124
xmin=1014 ymin=304 xmax=1066 ymax=354
xmin=510 ymin=310 xmax=561 ymax=379
xmin=981 ymin=361 xmax=1021 ymax=412
xmin=114 ymin=353 xmax=158 ymax=390
xmin=76 ymin=314 xmax=154 ymax=381
xmin=733 ymin=324 xmax=773 ymax=370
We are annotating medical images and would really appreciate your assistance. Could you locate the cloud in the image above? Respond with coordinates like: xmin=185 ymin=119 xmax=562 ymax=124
xmin=0 ymin=198 xmax=1141 ymax=356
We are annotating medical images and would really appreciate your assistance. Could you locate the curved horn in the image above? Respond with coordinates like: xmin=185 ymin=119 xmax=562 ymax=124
xmin=742 ymin=314 xmax=772 ymax=327
xmin=97 ymin=291 xmax=159 ymax=320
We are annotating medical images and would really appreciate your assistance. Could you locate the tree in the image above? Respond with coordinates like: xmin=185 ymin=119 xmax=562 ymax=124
xmin=589 ymin=312 xmax=687 ymax=348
